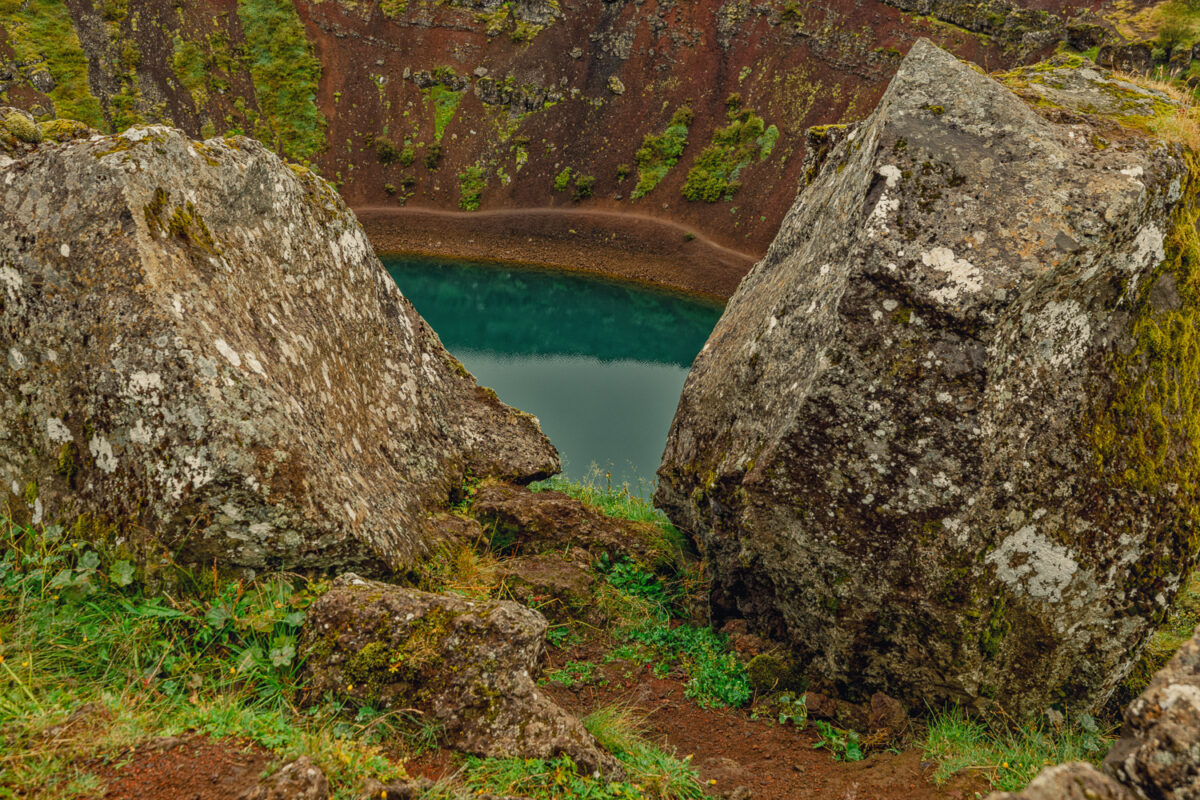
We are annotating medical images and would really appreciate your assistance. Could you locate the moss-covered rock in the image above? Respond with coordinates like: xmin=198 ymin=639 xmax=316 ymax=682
xmin=300 ymin=574 xmax=621 ymax=777
xmin=0 ymin=124 xmax=559 ymax=573
xmin=657 ymin=41 xmax=1200 ymax=718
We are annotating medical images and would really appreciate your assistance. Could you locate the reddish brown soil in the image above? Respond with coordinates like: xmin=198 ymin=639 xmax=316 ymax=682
xmin=88 ymin=735 xmax=273 ymax=800
xmin=403 ymin=648 xmax=994 ymax=800
xmin=359 ymin=206 xmax=756 ymax=299
xmin=79 ymin=667 xmax=991 ymax=800
xmin=543 ymin=655 xmax=992 ymax=800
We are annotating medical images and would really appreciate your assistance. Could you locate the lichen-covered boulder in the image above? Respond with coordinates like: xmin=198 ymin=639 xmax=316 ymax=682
xmin=656 ymin=40 xmax=1200 ymax=716
xmin=300 ymin=574 xmax=620 ymax=777
xmin=0 ymin=125 xmax=558 ymax=572
xmin=1104 ymin=624 xmax=1200 ymax=798
xmin=987 ymin=763 xmax=1136 ymax=800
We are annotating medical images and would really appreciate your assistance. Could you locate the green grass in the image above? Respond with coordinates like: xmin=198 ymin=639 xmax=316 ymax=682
xmin=236 ymin=0 xmax=327 ymax=161
xmin=426 ymin=84 xmax=463 ymax=142
xmin=529 ymin=472 xmax=671 ymax=527
xmin=0 ymin=520 xmax=407 ymax=798
xmin=458 ymin=164 xmax=486 ymax=210
xmin=0 ymin=0 xmax=105 ymax=127
xmin=590 ymin=557 xmax=749 ymax=709
xmin=631 ymin=106 xmax=692 ymax=199
xmin=923 ymin=707 xmax=1113 ymax=792
xmin=449 ymin=707 xmax=705 ymax=800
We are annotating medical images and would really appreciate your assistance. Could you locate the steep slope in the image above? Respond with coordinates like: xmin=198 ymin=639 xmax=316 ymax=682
xmin=0 ymin=0 xmax=1110 ymax=260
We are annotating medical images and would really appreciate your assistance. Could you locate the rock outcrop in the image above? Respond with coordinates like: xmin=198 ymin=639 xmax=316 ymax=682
xmin=990 ymin=623 xmax=1200 ymax=800
xmin=656 ymin=41 xmax=1200 ymax=716
xmin=301 ymin=574 xmax=620 ymax=777
xmin=0 ymin=124 xmax=558 ymax=573
xmin=472 ymin=482 xmax=684 ymax=568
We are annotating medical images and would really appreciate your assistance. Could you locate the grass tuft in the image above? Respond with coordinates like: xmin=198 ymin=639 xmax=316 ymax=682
xmin=923 ymin=706 xmax=1113 ymax=792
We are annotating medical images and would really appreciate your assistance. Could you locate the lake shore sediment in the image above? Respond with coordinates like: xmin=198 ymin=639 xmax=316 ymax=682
xmin=356 ymin=206 xmax=758 ymax=301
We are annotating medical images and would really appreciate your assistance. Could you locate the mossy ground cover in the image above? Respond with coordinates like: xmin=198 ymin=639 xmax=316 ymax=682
xmin=0 ymin=0 xmax=105 ymax=127
xmin=682 ymin=98 xmax=778 ymax=203
xmin=631 ymin=106 xmax=692 ymax=199
xmin=235 ymin=0 xmax=327 ymax=162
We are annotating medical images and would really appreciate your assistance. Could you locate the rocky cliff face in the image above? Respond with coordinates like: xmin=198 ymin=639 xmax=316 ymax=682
xmin=0 ymin=0 xmax=1101 ymax=255
xmin=656 ymin=41 xmax=1200 ymax=717
xmin=0 ymin=116 xmax=558 ymax=573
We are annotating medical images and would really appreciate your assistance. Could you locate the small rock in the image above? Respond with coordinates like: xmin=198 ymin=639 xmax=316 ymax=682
xmin=301 ymin=574 xmax=622 ymax=779
xmin=607 ymin=75 xmax=625 ymax=95
xmin=867 ymin=692 xmax=908 ymax=740
xmin=238 ymin=756 xmax=328 ymax=800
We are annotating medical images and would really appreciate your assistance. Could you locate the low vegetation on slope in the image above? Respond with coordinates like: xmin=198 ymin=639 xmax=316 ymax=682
xmin=0 ymin=0 xmax=104 ymax=127
xmin=5 ymin=465 xmax=1196 ymax=796
xmin=235 ymin=0 xmax=327 ymax=161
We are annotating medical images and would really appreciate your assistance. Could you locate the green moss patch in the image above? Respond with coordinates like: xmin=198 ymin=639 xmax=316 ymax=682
xmin=458 ymin=163 xmax=486 ymax=210
xmin=425 ymin=81 xmax=463 ymax=143
xmin=0 ymin=0 xmax=105 ymax=127
xmin=631 ymin=105 xmax=692 ymax=199
xmin=235 ymin=0 xmax=327 ymax=161
xmin=1093 ymin=152 xmax=1200 ymax=495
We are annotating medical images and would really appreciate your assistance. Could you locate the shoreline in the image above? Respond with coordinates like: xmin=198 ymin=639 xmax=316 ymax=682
xmin=355 ymin=206 xmax=759 ymax=301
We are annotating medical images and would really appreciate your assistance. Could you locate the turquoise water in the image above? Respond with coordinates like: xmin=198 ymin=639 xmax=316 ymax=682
xmin=383 ymin=256 xmax=724 ymax=494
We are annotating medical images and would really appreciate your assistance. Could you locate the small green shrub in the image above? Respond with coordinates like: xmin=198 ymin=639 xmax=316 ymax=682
xmin=616 ymin=163 xmax=631 ymax=181
xmin=458 ymin=164 xmax=486 ymax=210
xmin=425 ymin=143 xmax=443 ymax=170
xmin=813 ymin=720 xmax=864 ymax=762
xmin=572 ymin=174 xmax=595 ymax=200
xmin=682 ymin=102 xmax=776 ymax=203
xmin=539 ymin=660 xmax=601 ymax=688
xmin=631 ymin=105 xmax=692 ymax=199
xmin=553 ymin=167 xmax=574 ymax=192
xmin=376 ymin=137 xmax=401 ymax=164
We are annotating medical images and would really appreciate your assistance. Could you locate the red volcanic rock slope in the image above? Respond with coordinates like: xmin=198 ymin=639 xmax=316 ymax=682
xmin=1 ymin=0 xmax=1114 ymax=259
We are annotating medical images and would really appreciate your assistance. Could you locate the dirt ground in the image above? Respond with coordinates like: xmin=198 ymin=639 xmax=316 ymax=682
xmin=88 ymin=735 xmax=272 ymax=800
xmin=358 ymin=206 xmax=756 ymax=300
xmin=84 ymin=657 xmax=993 ymax=800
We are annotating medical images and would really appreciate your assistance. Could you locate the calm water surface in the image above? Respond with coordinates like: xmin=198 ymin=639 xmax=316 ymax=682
xmin=383 ymin=256 xmax=724 ymax=494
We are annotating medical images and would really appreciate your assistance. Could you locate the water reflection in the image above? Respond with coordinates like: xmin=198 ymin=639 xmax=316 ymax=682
xmin=383 ymin=256 xmax=724 ymax=492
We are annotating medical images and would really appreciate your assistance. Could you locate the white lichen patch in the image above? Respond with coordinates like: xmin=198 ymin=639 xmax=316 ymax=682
xmin=214 ymin=339 xmax=242 ymax=368
xmin=922 ymin=247 xmax=983 ymax=304
xmin=89 ymin=435 xmax=118 ymax=474
xmin=46 ymin=417 xmax=73 ymax=443
xmin=1034 ymin=300 xmax=1092 ymax=368
xmin=879 ymin=164 xmax=902 ymax=188
xmin=129 ymin=418 xmax=160 ymax=445
xmin=60 ymin=243 xmax=70 ymax=258
xmin=0 ymin=266 xmax=22 ymax=299
xmin=986 ymin=525 xmax=1078 ymax=602
xmin=1129 ymin=224 xmax=1165 ymax=274
xmin=128 ymin=370 xmax=164 ymax=402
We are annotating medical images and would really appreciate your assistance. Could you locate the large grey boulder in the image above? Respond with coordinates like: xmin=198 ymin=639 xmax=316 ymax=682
xmin=300 ymin=574 xmax=621 ymax=778
xmin=656 ymin=41 xmax=1200 ymax=717
xmin=0 ymin=125 xmax=558 ymax=573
